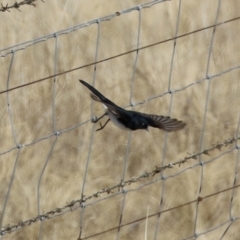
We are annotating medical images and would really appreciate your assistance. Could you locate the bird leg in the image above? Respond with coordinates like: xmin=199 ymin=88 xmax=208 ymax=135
xmin=92 ymin=112 xmax=107 ymax=123
xmin=96 ymin=118 xmax=110 ymax=131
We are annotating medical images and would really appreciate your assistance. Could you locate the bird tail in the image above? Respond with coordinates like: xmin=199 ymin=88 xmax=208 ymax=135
xmin=79 ymin=80 xmax=107 ymax=101
xmin=79 ymin=80 xmax=118 ymax=107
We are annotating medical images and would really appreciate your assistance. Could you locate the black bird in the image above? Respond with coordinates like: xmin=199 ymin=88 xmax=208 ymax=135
xmin=79 ymin=80 xmax=186 ymax=132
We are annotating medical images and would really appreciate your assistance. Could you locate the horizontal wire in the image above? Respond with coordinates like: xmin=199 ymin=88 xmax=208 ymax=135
xmin=1 ymin=136 xmax=239 ymax=236
xmin=81 ymin=184 xmax=240 ymax=240
xmin=0 ymin=0 xmax=168 ymax=54
xmin=0 ymin=16 xmax=239 ymax=95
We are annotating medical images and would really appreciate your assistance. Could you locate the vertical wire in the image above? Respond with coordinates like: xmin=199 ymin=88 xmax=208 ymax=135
xmin=78 ymin=20 xmax=101 ymax=240
xmin=0 ymin=149 xmax=21 ymax=231
xmin=0 ymin=50 xmax=21 ymax=231
xmin=223 ymin=74 xmax=240 ymax=238
xmin=193 ymin=0 xmax=221 ymax=235
xmin=52 ymin=34 xmax=58 ymax=133
xmin=167 ymin=0 xmax=181 ymax=92
xmin=153 ymin=1 xmax=182 ymax=239
xmin=38 ymin=34 xmax=59 ymax=239
xmin=116 ymin=7 xmax=142 ymax=239
xmin=6 ymin=51 xmax=18 ymax=146
xmin=37 ymin=136 xmax=59 ymax=240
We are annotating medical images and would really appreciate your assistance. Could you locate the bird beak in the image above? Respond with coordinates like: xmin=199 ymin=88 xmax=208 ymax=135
xmin=145 ymin=127 xmax=149 ymax=132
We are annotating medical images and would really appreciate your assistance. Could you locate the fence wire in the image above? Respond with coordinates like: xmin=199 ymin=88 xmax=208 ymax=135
xmin=0 ymin=0 xmax=240 ymax=239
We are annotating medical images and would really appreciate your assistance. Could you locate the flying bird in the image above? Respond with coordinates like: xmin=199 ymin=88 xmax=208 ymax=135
xmin=79 ymin=80 xmax=186 ymax=132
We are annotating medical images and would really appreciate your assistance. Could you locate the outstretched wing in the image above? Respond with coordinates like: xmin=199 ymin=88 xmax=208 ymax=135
xmin=79 ymin=80 xmax=186 ymax=132
xmin=138 ymin=113 xmax=186 ymax=132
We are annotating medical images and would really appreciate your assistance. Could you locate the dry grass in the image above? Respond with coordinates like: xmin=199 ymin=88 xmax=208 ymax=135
xmin=0 ymin=0 xmax=240 ymax=239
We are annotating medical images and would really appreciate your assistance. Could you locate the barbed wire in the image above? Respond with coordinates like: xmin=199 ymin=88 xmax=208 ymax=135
xmin=1 ymin=0 xmax=240 ymax=239
xmin=0 ymin=0 xmax=44 ymax=12
xmin=1 ymin=136 xmax=239 ymax=236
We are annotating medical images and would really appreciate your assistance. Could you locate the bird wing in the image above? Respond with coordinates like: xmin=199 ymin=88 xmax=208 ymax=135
xmin=104 ymin=102 xmax=131 ymax=121
xmin=80 ymin=80 xmax=186 ymax=132
xmin=137 ymin=113 xmax=186 ymax=132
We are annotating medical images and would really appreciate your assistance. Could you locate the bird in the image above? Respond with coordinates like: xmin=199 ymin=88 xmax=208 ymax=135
xmin=79 ymin=80 xmax=186 ymax=132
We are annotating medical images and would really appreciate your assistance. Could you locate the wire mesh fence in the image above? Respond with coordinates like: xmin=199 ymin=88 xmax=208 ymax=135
xmin=0 ymin=0 xmax=240 ymax=239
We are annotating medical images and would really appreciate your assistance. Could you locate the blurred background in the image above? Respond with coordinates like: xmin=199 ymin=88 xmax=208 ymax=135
xmin=0 ymin=0 xmax=240 ymax=239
